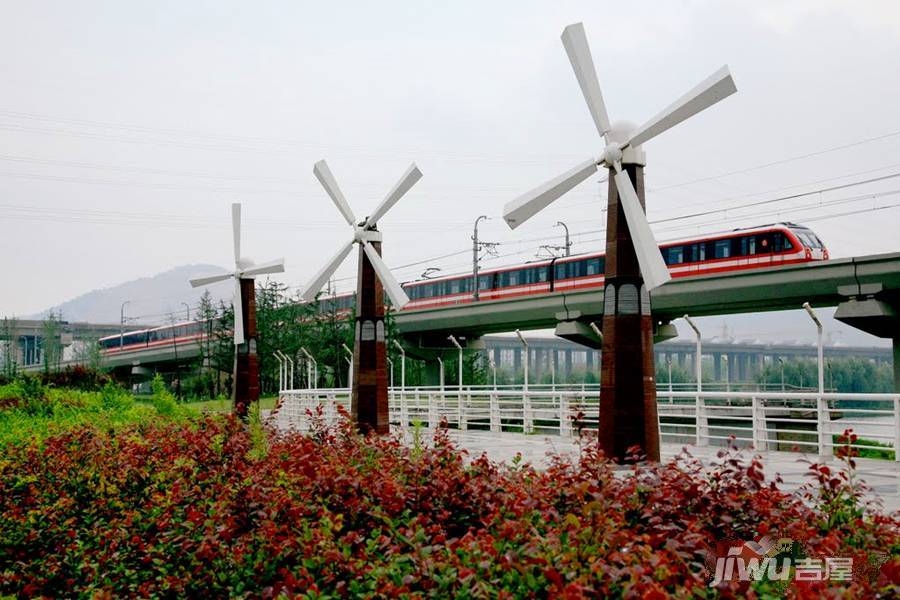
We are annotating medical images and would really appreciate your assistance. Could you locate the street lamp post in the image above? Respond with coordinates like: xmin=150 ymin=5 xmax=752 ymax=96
xmin=392 ymin=339 xmax=406 ymax=392
xmin=722 ymin=355 xmax=730 ymax=393
xmin=555 ymin=221 xmax=571 ymax=256
xmin=488 ymin=353 xmax=497 ymax=390
xmin=683 ymin=315 xmax=705 ymax=446
xmin=666 ymin=355 xmax=673 ymax=400
xmin=299 ymin=347 xmax=317 ymax=389
xmin=778 ymin=357 xmax=785 ymax=391
xmin=274 ymin=352 xmax=285 ymax=392
xmin=803 ymin=301 xmax=827 ymax=457
xmin=181 ymin=302 xmax=191 ymax=321
xmin=448 ymin=335 xmax=464 ymax=429
xmin=515 ymin=329 xmax=529 ymax=392
xmin=472 ymin=215 xmax=490 ymax=301
xmin=342 ymin=343 xmax=353 ymax=391
xmin=119 ymin=300 xmax=131 ymax=348
xmin=387 ymin=357 xmax=394 ymax=388
xmin=515 ymin=329 xmax=530 ymax=432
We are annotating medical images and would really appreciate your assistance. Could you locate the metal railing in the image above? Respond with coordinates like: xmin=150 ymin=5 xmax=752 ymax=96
xmin=269 ymin=386 xmax=899 ymax=462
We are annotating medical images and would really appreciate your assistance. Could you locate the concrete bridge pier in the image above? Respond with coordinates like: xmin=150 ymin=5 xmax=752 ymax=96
xmin=895 ymin=337 xmax=899 ymax=392
xmin=834 ymin=285 xmax=900 ymax=392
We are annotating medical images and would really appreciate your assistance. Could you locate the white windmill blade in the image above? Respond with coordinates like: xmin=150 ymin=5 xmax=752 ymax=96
xmin=233 ymin=278 xmax=245 ymax=344
xmin=361 ymin=240 xmax=410 ymax=309
xmin=503 ymin=158 xmax=598 ymax=229
xmin=241 ymin=258 xmax=285 ymax=278
xmin=561 ymin=23 xmax=611 ymax=139
xmin=612 ymin=168 xmax=672 ymax=290
xmin=232 ymin=203 xmax=241 ymax=264
xmin=625 ymin=65 xmax=736 ymax=150
xmin=313 ymin=160 xmax=357 ymax=226
xmin=364 ymin=163 xmax=422 ymax=229
xmin=190 ymin=272 xmax=233 ymax=288
xmin=300 ymin=239 xmax=355 ymax=302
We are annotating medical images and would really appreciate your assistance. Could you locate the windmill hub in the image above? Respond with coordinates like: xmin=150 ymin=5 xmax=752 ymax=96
xmin=601 ymin=142 xmax=623 ymax=166
xmin=354 ymin=227 xmax=383 ymax=243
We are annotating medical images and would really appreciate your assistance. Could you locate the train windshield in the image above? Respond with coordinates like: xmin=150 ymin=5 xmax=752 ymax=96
xmin=792 ymin=229 xmax=824 ymax=249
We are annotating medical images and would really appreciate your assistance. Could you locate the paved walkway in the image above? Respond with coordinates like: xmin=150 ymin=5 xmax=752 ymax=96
xmin=402 ymin=428 xmax=900 ymax=512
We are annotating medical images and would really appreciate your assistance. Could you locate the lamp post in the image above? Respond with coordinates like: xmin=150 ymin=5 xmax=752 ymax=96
xmin=447 ymin=335 xmax=464 ymax=389
xmin=802 ymin=302 xmax=825 ymax=396
xmin=472 ymin=215 xmax=490 ymax=301
xmin=392 ymin=339 xmax=406 ymax=392
xmin=803 ymin=301 xmax=827 ymax=457
xmin=437 ymin=356 xmax=444 ymax=391
xmin=555 ymin=221 xmax=571 ymax=256
xmin=342 ymin=343 xmax=353 ymax=391
xmin=274 ymin=352 xmax=284 ymax=392
xmin=515 ymin=329 xmax=529 ymax=392
xmin=119 ymin=300 xmax=131 ymax=348
xmin=683 ymin=315 xmax=705 ymax=445
xmin=181 ymin=302 xmax=191 ymax=321
xmin=666 ymin=355 xmax=673 ymax=399
xmin=722 ymin=355 xmax=730 ymax=393
xmin=387 ymin=357 xmax=394 ymax=388
xmin=488 ymin=353 xmax=497 ymax=390
xmin=778 ymin=357 xmax=785 ymax=391
xmin=299 ymin=347 xmax=317 ymax=389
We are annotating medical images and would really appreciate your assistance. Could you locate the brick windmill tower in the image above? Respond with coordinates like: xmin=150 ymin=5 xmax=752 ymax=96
xmin=190 ymin=203 xmax=285 ymax=419
xmin=503 ymin=23 xmax=736 ymax=461
xmin=301 ymin=160 xmax=422 ymax=434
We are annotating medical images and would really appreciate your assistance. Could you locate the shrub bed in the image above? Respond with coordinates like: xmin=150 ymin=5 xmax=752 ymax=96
xmin=0 ymin=416 xmax=897 ymax=597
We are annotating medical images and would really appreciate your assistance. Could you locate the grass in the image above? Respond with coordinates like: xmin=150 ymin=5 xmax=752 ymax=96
xmin=0 ymin=382 xmax=186 ymax=447
xmin=832 ymin=433 xmax=895 ymax=460
xmin=183 ymin=395 xmax=278 ymax=413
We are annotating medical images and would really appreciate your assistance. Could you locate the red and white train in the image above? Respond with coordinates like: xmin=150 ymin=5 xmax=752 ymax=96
xmin=320 ymin=222 xmax=827 ymax=313
xmin=101 ymin=222 xmax=827 ymax=353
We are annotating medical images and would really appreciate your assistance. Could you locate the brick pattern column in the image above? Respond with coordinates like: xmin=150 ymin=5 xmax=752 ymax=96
xmin=598 ymin=164 xmax=660 ymax=462
xmin=352 ymin=238 xmax=389 ymax=434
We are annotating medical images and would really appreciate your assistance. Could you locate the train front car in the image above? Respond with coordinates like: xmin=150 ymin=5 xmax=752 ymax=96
xmin=786 ymin=223 xmax=829 ymax=260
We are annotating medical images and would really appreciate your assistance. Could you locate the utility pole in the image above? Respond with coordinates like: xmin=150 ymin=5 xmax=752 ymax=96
xmin=119 ymin=300 xmax=130 ymax=349
xmin=472 ymin=215 xmax=493 ymax=301
xmin=555 ymin=221 xmax=571 ymax=256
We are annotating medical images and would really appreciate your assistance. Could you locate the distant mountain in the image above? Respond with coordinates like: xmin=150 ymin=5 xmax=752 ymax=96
xmin=28 ymin=264 xmax=232 ymax=325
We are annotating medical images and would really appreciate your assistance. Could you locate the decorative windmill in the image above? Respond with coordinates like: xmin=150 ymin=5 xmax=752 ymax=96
xmin=503 ymin=23 xmax=736 ymax=461
xmin=301 ymin=160 xmax=421 ymax=433
xmin=190 ymin=203 xmax=285 ymax=419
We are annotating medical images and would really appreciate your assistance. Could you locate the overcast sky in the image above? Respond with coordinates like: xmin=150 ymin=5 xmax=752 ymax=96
xmin=2 ymin=1 xmax=900 ymax=336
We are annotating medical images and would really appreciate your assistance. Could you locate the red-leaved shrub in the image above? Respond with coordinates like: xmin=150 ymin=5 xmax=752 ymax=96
xmin=0 ymin=417 xmax=897 ymax=597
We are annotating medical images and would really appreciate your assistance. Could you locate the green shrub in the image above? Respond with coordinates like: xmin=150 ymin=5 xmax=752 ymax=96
xmin=149 ymin=374 xmax=178 ymax=417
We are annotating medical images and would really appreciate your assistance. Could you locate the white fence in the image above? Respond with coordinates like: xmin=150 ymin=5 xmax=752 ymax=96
xmin=269 ymin=386 xmax=900 ymax=461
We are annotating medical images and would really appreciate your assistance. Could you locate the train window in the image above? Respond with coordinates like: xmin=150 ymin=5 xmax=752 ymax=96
xmin=509 ymin=270 xmax=520 ymax=286
xmin=666 ymin=246 xmax=684 ymax=265
xmin=794 ymin=230 xmax=823 ymax=249
xmin=536 ymin=267 xmax=548 ymax=283
xmin=714 ymin=239 xmax=731 ymax=259
xmin=555 ymin=262 xmax=567 ymax=280
xmin=587 ymin=258 xmax=601 ymax=275
xmin=478 ymin=274 xmax=492 ymax=290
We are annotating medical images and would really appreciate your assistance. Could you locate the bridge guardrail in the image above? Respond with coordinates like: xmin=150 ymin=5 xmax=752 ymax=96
xmin=269 ymin=387 xmax=900 ymax=464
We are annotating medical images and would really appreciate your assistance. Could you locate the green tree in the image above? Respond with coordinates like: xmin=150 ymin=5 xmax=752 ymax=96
xmin=40 ymin=311 xmax=62 ymax=375
xmin=756 ymin=357 xmax=893 ymax=393
xmin=0 ymin=317 xmax=19 ymax=379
